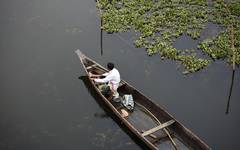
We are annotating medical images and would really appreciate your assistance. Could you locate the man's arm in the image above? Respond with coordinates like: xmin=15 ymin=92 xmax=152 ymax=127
xmin=89 ymin=72 xmax=109 ymax=78
xmin=89 ymin=72 xmax=101 ymax=78
xmin=102 ymin=72 xmax=109 ymax=76
xmin=94 ymin=73 xmax=112 ymax=83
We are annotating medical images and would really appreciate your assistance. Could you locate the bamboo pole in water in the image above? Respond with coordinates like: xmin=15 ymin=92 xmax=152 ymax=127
xmin=96 ymin=0 xmax=103 ymax=55
xmin=100 ymin=19 xmax=103 ymax=55
xmin=225 ymin=26 xmax=236 ymax=114
xmin=223 ymin=2 xmax=236 ymax=114
xmin=230 ymin=25 xmax=236 ymax=71
xmin=226 ymin=69 xmax=235 ymax=114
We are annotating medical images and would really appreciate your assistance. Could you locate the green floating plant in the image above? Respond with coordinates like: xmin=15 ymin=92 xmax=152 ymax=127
xmin=198 ymin=35 xmax=229 ymax=60
xmin=177 ymin=55 xmax=211 ymax=73
xmin=97 ymin=0 xmax=240 ymax=73
xmin=228 ymin=1 xmax=240 ymax=16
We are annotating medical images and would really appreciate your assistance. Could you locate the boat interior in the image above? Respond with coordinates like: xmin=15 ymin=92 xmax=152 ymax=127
xmin=83 ymin=58 xmax=192 ymax=150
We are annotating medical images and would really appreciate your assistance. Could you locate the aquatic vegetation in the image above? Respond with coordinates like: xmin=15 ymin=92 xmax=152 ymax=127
xmin=202 ymin=0 xmax=240 ymax=69
xmin=97 ymin=0 xmax=240 ymax=73
xmin=177 ymin=55 xmax=211 ymax=73
xmin=229 ymin=2 xmax=240 ymax=16
xmin=198 ymin=35 xmax=229 ymax=60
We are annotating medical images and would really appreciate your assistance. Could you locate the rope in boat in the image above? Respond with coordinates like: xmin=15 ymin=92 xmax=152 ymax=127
xmin=135 ymin=102 xmax=160 ymax=125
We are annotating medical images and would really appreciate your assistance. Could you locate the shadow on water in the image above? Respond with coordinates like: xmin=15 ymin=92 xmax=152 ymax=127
xmin=78 ymin=76 xmax=150 ymax=150
xmin=78 ymin=76 xmax=108 ymax=119
xmin=225 ymin=69 xmax=236 ymax=114
xmin=94 ymin=112 xmax=109 ymax=118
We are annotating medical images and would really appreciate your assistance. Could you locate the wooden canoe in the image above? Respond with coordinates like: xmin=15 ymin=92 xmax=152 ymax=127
xmin=75 ymin=49 xmax=211 ymax=150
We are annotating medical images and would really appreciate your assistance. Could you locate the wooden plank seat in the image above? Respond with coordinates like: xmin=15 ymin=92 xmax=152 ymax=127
xmin=150 ymin=131 xmax=174 ymax=144
xmin=141 ymin=130 xmax=158 ymax=139
xmin=86 ymin=64 xmax=97 ymax=70
xmin=142 ymin=129 xmax=174 ymax=144
xmin=142 ymin=120 xmax=175 ymax=137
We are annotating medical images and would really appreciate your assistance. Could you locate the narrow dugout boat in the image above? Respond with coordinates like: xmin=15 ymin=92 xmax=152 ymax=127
xmin=75 ymin=49 xmax=211 ymax=150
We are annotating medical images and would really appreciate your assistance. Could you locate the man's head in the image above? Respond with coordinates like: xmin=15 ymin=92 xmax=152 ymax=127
xmin=107 ymin=62 xmax=114 ymax=70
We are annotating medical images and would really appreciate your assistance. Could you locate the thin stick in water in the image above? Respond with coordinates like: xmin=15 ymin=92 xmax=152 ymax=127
xmin=226 ymin=69 xmax=235 ymax=114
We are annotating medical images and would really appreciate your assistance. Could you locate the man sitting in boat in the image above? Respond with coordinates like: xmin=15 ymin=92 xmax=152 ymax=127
xmin=89 ymin=62 xmax=120 ymax=100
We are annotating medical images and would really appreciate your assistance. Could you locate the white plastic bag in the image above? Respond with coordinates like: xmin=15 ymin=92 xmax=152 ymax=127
xmin=121 ymin=94 xmax=134 ymax=111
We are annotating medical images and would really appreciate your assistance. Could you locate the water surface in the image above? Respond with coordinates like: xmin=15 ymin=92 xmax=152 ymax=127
xmin=0 ymin=0 xmax=239 ymax=150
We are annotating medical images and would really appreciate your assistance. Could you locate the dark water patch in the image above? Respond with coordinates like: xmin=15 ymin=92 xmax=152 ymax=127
xmin=173 ymin=34 xmax=199 ymax=50
xmin=199 ymin=22 xmax=223 ymax=40
xmin=173 ymin=23 xmax=223 ymax=51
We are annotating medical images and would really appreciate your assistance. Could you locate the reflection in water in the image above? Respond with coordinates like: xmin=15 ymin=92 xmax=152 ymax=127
xmin=226 ymin=70 xmax=235 ymax=114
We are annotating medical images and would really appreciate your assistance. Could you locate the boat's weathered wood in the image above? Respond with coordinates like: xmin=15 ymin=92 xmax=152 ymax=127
xmin=86 ymin=64 xmax=97 ymax=70
xmin=149 ymin=132 xmax=174 ymax=144
xmin=137 ymin=103 xmax=178 ymax=150
xmin=75 ymin=50 xmax=211 ymax=150
xmin=142 ymin=120 xmax=175 ymax=137
xmin=75 ymin=49 xmax=85 ymax=60
xmin=141 ymin=130 xmax=158 ymax=139
xmin=118 ymin=82 xmax=126 ymax=88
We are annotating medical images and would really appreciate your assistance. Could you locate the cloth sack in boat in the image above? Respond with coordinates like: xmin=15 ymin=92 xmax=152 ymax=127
xmin=121 ymin=94 xmax=134 ymax=111
xmin=98 ymin=83 xmax=110 ymax=97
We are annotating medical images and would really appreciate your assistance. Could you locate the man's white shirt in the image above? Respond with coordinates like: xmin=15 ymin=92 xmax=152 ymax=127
xmin=94 ymin=68 xmax=120 ymax=85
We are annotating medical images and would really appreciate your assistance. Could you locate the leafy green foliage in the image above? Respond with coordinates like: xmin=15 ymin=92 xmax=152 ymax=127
xmin=177 ymin=55 xmax=211 ymax=73
xmin=198 ymin=34 xmax=229 ymax=60
xmin=201 ymin=0 xmax=240 ymax=66
xmin=97 ymin=0 xmax=240 ymax=73
xmin=228 ymin=1 xmax=240 ymax=16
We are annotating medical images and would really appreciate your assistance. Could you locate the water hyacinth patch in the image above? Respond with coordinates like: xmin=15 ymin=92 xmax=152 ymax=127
xmin=97 ymin=0 xmax=240 ymax=73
